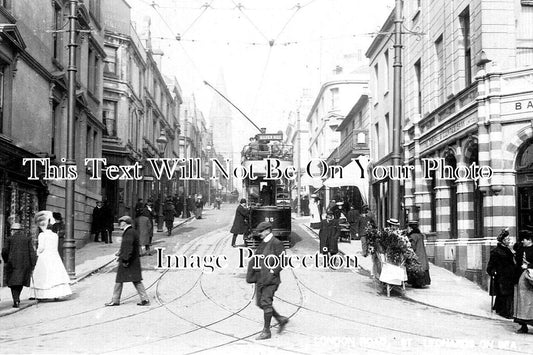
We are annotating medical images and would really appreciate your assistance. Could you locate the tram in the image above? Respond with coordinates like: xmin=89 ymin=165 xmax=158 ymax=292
xmin=241 ymin=132 xmax=293 ymax=248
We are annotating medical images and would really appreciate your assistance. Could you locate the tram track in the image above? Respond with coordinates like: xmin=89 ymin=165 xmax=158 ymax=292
xmin=0 ymin=220 xmax=216 ymax=338
xmin=102 ymin=225 xmax=313 ymax=355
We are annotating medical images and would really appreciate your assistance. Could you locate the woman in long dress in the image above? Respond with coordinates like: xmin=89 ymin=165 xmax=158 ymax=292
xmin=309 ymin=194 xmax=322 ymax=229
xmin=513 ymin=230 xmax=533 ymax=333
xmin=31 ymin=211 xmax=72 ymax=300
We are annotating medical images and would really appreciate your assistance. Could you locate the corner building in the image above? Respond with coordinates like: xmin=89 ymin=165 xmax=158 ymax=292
xmin=369 ymin=0 xmax=533 ymax=287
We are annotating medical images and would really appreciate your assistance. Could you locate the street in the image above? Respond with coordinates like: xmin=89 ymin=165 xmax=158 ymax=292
xmin=0 ymin=205 xmax=530 ymax=354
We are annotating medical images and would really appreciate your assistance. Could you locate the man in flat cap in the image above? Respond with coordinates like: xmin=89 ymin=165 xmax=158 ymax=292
xmin=246 ymin=221 xmax=288 ymax=340
xmin=105 ymin=216 xmax=150 ymax=307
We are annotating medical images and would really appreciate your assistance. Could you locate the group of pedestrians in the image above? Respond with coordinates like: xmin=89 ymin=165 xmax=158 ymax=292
xmin=487 ymin=229 xmax=533 ymax=333
xmin=1 ymin=211 xmax=71 ymax=308
xmin=91 ymin=200 xmax=114 ymax=244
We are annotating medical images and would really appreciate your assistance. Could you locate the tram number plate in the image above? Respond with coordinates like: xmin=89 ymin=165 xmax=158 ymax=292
xmin=265 ymin=217 xmax=274 ymax=222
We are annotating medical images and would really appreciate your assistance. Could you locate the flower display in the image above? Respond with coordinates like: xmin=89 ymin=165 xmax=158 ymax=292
xmin=366 ymin=226 xmax=425 ymax=285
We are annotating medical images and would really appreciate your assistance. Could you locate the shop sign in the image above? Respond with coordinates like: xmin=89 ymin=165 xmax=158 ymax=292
xmin=420 ymin=115 xmax=477 ymax=151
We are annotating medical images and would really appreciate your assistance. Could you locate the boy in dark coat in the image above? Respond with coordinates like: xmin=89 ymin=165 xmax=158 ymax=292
xmin=246 ymin=221 xmax=288 ymax=340
xmin=1 ymin=223 xmax=37 ymax=308
xmin=230 ymin=199 xmax=249 ymax=247
xmin=105 ymin=216 xmax=149 ymax=306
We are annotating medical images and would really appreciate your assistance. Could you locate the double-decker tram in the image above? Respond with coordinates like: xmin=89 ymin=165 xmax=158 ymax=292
xmin=241 ymin=132 xmax=293 ymax=248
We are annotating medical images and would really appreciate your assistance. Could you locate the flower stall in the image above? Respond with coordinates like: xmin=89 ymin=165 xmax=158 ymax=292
xmin=366 ymin=227 xmax=425 ymax=296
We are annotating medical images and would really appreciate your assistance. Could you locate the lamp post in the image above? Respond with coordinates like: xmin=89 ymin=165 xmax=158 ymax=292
xmin=390 ymin=0 xmax=403 ymax=222
xmin=64 ymin=0 xmax=78 ymax=278
xmin=156 ymin=129 xmax=168 ymax=232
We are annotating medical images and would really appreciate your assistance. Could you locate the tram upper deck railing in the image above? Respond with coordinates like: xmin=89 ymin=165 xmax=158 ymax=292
xmin=241 ymin=143 xmax=293 ymax=162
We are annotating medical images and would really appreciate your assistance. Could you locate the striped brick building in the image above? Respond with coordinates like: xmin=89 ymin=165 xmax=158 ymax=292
xmin=369 ymin=0 xmax=533 ymax=286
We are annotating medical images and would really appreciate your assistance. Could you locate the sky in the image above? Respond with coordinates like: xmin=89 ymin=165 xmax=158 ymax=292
xmin=127 ymin=0 xmax=394 ymax=153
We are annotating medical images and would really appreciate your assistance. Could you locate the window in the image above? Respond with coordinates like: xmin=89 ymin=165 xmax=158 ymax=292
xmin=414 ymin=59 xmax=422 ymax=114
xmin=53 ymin=2 xmax=63 ymax=62
xmin=459 ymin=7 xmax=472 ymax=86
xmin=374 ymin=122 xmax=380 ymax=157
xmin=88 ymin=0 xmax=101 ymax=23
xmin=87 ymin=46 xmax=99 ymax=94
xmin=429 ymin=169 xmax=436 ymax=232
xmin=52 ymin=102 xmax=60 ymax=156
xmin=0 ymin=65 xmax=5 ymax=133
xmin=86 ymin=126 xmax=92 ymax=158
xmin=435 ymin=35 xmax=445 ymax=104
xmin=385 ymin=113 xmax=390 ymax=153
xmin=103 ymin=100 xmax=117 ymax=136
xmin=330 ymin=87 xmax=339 ymax=111
xmin=373 ymin=63 xmax=379 ymax=100
xmin=104 ymin=46 xmax=117 ymax=75
xmin=445 ymin=153 xmax=458 ymax=238
xmin=384 ymin=50 xmax=389 ymax=93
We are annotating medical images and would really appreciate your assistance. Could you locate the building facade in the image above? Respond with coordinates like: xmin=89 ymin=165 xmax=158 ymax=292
xmin=368 ymin=0 xmax=533 ymax=286
xmin=102 ymin=1 xmax=181 ymax=220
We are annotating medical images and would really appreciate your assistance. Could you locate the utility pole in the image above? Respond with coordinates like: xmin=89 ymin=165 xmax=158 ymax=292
xmin=296 ymin=110 xmax=301 ymax=216
xmin=390 ymin=0 xmax=403 ymax=221
xmin=64 ymin=0 xmax=78 ymax=278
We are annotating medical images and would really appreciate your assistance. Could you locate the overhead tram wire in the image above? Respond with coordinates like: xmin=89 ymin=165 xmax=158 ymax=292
xmin=180 ymin=1 xmax=214 ymax=37
xmin=203 ymin=80 xmax=263 ymax=133
xmin=231 ymin=0 xmax=270 ymax=43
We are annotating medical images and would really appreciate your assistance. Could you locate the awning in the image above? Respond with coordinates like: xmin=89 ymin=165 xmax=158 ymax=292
xmin=300 ymin=173 xmax=323 ymax=189
xmin=323 ymin=156 xmax=370 ymax=204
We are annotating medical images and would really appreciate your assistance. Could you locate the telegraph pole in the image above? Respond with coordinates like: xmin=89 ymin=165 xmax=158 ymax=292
xmin=64 ymin=0 xmax=78 ymax=278
xmin=390 ymin=0 xmax=403 ymax=221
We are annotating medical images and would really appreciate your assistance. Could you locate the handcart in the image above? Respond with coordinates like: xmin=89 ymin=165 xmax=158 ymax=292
xmin=374 ymin=252 xmax=406 ymax=297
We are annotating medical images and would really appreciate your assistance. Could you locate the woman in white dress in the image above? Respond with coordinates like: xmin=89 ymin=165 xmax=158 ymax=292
xmin=309 ymin=194 xmax=322 ymax=229
xmin=31 ymin=211 xmax=72 ymax=300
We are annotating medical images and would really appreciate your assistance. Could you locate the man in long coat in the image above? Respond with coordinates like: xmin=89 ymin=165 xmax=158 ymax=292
xmin=91 ymin=201 xmax=106 ymax=242
xmin=105 ymin=216 xmax=149 ymax=306
xmin=230 ymin=198 xmax=249 ymax=247
xmin=246 ymin=222 xmax=288 ymax=340
xmin=163 ymin=198 xmax=176 ymax=236
xmin=1 ymin=222 xmax=37 ymax=307
xmin=318 ymin=212 xmax=339 ymax=255
xmin=357 ymin=205 xmax=375 ymax=257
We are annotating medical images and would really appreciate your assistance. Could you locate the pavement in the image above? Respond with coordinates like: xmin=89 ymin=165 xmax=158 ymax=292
xmin=0 ymin=212 xmax=501 ymax=321
xmin=293 ymin=214 xmax=501 ymax=321
xmin=0 ymin=215 xmax=195 ymax=317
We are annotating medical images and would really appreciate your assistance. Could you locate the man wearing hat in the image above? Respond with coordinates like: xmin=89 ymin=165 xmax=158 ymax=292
xmin=105 ymin=216 xmax=150 ymax=306
xmin=230 ymin=199 xmax=249 ymax=247
xmin=386 ymin=218 xmax=401 ymax=230
xmin=1 ymin=222 xmax=37 ymax=308
xmin=246 ymin=221 xmax=288 ymax=340
xmin=356 ymin=205 xmax=375 ymax=257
